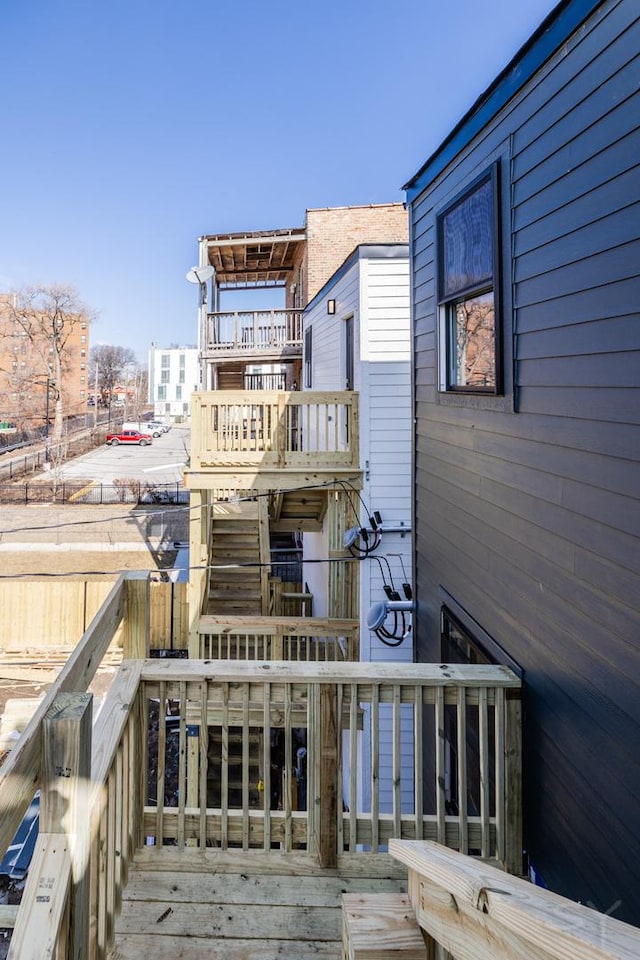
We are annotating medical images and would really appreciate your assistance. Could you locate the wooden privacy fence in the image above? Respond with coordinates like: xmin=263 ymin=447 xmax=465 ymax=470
xmin=140 ymin=660 xmax=522 ymax=873
xmin=197 ymin=615 xmax=360 ymax=661
xmin=0 ymin=577 xmax=187 ymax=653
xmin=388 ymin=839 xmax=640 ymax=960
xmin=190 ymin=390 xmax=359 ymax=470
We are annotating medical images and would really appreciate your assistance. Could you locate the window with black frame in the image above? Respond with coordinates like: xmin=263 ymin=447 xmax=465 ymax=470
xmin=441 ymin=606 xmax=496 ymax=831
xmin=438 ymin=163 xmax=500 ymax=393
xmin=304 ymin=326 xmax=313 ymax=388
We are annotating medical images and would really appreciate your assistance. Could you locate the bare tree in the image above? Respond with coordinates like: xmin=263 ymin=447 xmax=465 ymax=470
xmin=0 ymin=285 xmax=94 ymax=451
xmin=90 ymin=344 xmax=137 ymax=412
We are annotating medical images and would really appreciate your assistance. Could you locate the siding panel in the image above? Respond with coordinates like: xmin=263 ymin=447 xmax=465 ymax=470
xmin=409 ymin=0 xmax=640 ymax=922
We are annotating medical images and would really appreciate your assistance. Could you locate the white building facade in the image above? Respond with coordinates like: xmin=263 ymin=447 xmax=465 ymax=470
xmin=302 ymin=244 xmax=413 ymax=664
xmin=302 ymin=243 xmax=413 ymax=817
xmin=148 ymin=344 xmax=199 ymax=422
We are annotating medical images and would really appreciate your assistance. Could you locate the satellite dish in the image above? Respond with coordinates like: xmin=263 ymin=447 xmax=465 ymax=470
xmin=186 ymin=265 xmax=214 ymax=284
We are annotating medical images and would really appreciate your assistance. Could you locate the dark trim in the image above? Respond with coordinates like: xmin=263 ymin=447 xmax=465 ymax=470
xmin=437 ymin=587 xmax=524 ymax=677
xmin=304 ymin=243 xmax=409 ymax=314
xmin=437 ymin=162 xmax=502 ymax=395
xmin=403 ymin=0 xmax=604 ymax=202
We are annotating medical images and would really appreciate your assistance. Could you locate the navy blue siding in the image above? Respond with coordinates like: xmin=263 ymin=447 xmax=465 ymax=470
xmin=410 ymin=0 xmax=640 ymax=923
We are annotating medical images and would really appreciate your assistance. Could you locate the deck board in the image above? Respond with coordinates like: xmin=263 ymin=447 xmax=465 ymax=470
xmin=112 ymin=849 xmax=407 ymax=960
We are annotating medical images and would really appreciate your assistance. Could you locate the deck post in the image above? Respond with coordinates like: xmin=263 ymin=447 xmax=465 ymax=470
xmin=42 ymin=691 xmax=93 ymax=960
xmin=123 ymin=572 xmax=150 ymax=658
xmin=319 ymin=683 xmax=338 ymax=868
xmin=503 ymin=689 xmax=523 ymax=875
xmin=276 ymin=393 xmax=287 ymax=467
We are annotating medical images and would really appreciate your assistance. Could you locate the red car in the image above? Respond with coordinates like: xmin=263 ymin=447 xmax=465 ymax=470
xmin=105 ymin=430 xmax=153 ymax=446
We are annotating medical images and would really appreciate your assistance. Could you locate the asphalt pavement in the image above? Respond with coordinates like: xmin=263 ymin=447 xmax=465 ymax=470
xmin=53 ymin=425 xmax=190 ymax=486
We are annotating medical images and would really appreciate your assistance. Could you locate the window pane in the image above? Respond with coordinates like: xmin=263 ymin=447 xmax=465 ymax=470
xmin=442 ymin=177 xmax=493 ymax=298
xmin=450 ymin=292 xmax=495 ymax=389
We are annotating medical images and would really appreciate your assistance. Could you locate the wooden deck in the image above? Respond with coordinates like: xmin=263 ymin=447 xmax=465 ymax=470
xmin=111 ymin=849 xmax=407 ymax=960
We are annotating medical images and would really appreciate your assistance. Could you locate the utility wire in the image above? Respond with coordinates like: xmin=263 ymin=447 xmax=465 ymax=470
xmin=0 ymin=475 xmax=361 ymax=537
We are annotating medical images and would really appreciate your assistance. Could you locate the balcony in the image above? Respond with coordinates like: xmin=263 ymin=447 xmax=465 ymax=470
xmin=187 ymin=389 xmax=360 ymax=490
xmin=0 ymin=573 xmax=524 ymax=958
xmin=2 ymin=572 xmax=636 ymax=960
xmin=201 ymin=309 xmax=303 ymax=362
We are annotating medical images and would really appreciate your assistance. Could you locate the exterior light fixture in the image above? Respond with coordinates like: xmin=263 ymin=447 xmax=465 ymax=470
xmin=327 ymin=299 xmax=336 ymax=315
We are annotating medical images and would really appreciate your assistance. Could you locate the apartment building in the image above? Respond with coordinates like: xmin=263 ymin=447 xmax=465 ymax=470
xmin=147 ymin=343 xmax=198 ymax=422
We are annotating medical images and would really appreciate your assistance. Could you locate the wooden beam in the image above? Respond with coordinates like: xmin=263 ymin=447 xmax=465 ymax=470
xmin=123 ymin=573 xmax=150 ymax=658
xmin=7 ymin=836 xmax=72 ymax=960
xmin=42 ymin=692 xmax=92 ymax=960
xmin=342 ymin=893 xmax=427 ymax=959
xmin=0 ymin=905 xmax=18 ymax=928
xmin=391 ymin=840 xmax=640 ymax=960
xmin=198 ymin=615 xmax=359 ymax=636
xmin=141 ymin=659 xmax=521 ymax=688
xmin=319 ymin=685 xmax=338 ymax=868
xmin=0 ymin=575 xmax=126 ymax=859
xmin=503 ymin=690 xmax=523 ymax=876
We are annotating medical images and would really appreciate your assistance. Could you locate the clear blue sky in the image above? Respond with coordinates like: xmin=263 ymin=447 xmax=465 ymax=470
xmin=1 ymin=0 xmax=557 ymax=361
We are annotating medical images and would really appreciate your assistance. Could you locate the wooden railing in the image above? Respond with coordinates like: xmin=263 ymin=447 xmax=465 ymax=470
xmin=197 ymin=615 xmax=359 ymax=661
xmin=0 ymin=581 xmax=523 ymax=957
xmin=389 ymin=839 xmax=640 ymax=960
xmin=140 ymin=660 xmax=522 ymax=872
xmin=0 ymin=573 xmax=149 ymax=960
xmin=268 ymin=577 xmax=313 ymax=617
xmin=189 ymin=390 xmax=359 ymax=473
xmin=202 ymin=309 xmax=303 ymax=356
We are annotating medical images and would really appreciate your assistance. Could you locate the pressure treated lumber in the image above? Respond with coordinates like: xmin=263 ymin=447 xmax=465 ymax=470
xmin=0 ymin=574 xmax=125 ymax=858
xmin=342 ymin=893 xmax=427 ymax=959
xmin=7 ymin=835 xmax=72 ymax=960
xmin=390 ymin=840 xmax=640 ymax=960
xmin=42 ymin=692 xmax=92 ymax=960
xmin=113 ymin=850 xmax=408 ymax=960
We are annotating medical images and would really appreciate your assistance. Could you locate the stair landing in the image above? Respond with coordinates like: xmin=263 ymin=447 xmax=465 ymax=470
xmin=111 ymin=848 xmax=407 ymax=960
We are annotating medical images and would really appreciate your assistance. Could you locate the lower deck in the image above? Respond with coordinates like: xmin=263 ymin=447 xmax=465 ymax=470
xmin=112 ymin=849 xmax=406 ymax=959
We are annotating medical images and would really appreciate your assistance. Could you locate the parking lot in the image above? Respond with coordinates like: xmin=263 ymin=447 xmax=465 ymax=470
xmin=53 ymin=424 xmax=190 ymax=486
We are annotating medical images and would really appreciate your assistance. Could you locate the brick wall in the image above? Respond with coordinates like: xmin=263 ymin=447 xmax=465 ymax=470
xmin=303 ymin=203 xmax=408 ymax=303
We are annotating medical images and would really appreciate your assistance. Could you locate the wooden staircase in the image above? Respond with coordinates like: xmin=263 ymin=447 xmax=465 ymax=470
xmin=206 ymin=501 xmax=267 ymax=616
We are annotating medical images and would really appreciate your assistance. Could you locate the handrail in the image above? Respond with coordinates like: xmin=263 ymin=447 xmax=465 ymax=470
xmin=9 ymin=662 xmax=144 ymax=960
xmin=139 ymin=659 xmax=521 ymax=871
xmin=202 ymin=309 xmax=303 ymax=355
xmin=189 ymin=390 xmax=360 ymax=473
xmin=0 ymin=574 xmax=128 ymax=859
xmin=197 ymin=614 xmax=360 ymax=661
xmin=390 ymin=839 xmax=640 ymax=960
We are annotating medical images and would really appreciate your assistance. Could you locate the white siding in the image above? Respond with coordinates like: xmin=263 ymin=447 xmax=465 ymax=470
xmin=359 ymin=257 xmax=412 ymax=665
xmin=303 ymin=252 xmax=413 ymax=664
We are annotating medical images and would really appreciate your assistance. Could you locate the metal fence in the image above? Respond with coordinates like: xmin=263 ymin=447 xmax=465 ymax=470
xmin=0 ymin=480 xmax=188 ymax=505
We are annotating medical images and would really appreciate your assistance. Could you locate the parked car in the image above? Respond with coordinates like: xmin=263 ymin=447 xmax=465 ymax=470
xmin=123 ymin=420 xmax=164 ymax=438
xmin=146 ymin=419 xmax=170 ymax=433
xmin=105 ymin=430 xmax=152 ymax=446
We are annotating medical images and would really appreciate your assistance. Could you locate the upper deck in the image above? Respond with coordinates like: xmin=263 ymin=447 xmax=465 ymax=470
xmin=186 ymin=389 xmax=361 ymax=491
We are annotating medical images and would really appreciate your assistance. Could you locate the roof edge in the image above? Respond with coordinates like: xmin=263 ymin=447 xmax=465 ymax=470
xmin=305 ymin=243 xmax=409 ymax=314
xmin=403 ymin=0 xmax=603 ymax=202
